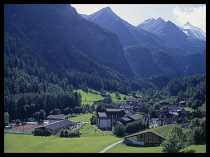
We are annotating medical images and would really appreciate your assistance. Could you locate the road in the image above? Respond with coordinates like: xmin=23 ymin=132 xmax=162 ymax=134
xmin=99 ymin=140 xmax=123 ymax=153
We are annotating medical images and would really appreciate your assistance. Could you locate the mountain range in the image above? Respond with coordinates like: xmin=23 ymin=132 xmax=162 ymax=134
xmin=82 ymin=7 xmax=206 ymax=78
xmin=137 ymin=17 xmax=205 ymax=53
xmin=178 ymin=22 xmax=206 ymax=41
xmin=4 ymin=4 xmax=206 ymax=95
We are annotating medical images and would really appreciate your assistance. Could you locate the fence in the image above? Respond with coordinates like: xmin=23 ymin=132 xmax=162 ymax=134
xmin=4 ymin=130 xmax=32 ymax=135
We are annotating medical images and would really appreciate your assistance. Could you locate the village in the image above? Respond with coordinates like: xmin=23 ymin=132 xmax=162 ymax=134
xmin=4 ymin=92 xmax=206 ymax=149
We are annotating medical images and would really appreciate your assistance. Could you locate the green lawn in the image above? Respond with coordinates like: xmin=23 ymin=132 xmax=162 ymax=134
xmin=69 ymin=113 xmax=93 ymax=122
xmin=4 ymin=133 xmax=122 ymax=153
xmin=79 ymin=123 xmax=113 ymax=137
xmin=181 ymin=144 xmax=206 ymax=153
xmin=106 ymin=143 xmax=206 ymax=153
xmin=106 ymin=143 xmax=163 ymax=153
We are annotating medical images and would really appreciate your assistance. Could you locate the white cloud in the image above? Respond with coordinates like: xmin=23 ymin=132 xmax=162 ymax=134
xmin=173 ymin=5 xmax=206 ymax=32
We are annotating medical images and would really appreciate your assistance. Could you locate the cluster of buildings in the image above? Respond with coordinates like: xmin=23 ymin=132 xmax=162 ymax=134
xmin=35 ymin=114 xmax=74 ymax=134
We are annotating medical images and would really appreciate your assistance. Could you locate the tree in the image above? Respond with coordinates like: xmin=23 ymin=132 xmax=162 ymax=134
xmin=4 ymin=112 xmax=10 ymax=127
xmin=90 ymin=114 xmax=96 ymax=125
xmin=115 ymin=92 xmax=120 ymax=99
xmin=39 ymin=109 xmax=46 ymax=121
xmin=114 ymin=123 xmax=125 ymax=136
xmin=161 ymin=125 xmax=187 ymax=153
xmin=50 ymin=108 xmax=61 ymax=115
xmin=15 ymin=119 xmax=21 ymax=126
xmin=187 ymin=117 xmax=206 ymax=144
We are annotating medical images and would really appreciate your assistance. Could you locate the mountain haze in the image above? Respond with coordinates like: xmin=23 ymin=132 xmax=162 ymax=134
xmin=137 ymin=18 xmax=206 ymax=53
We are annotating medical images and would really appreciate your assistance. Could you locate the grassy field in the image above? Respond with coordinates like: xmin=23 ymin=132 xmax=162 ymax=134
xmin=69 ymin=113 xmax=93 ymax=122
xmin=79 ymin=123 xmax=113 ymax=137
xmin=184 ymin=103 xmax=206 ymax=112
xmin=181 ymin=144 xmax=206 ymax=153
xmin=106 ymin=143 xmax=206 ymax=153
xmin=4 ymin=133 xmax=122 ymax=153
xmin=75 ymin=89 xmax=135 ymax=105
xmin=106 ymin=143 xmax=163 ymax=153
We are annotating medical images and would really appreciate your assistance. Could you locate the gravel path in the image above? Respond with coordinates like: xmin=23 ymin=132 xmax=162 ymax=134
xmin=99 ymin=140 xmax=123 ymax=153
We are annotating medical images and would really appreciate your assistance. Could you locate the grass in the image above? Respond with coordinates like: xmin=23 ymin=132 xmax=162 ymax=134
xmin=181 ymin=144 xmax=206 ymax=153
xmin=68 ymin=113 xmax=93 ymax=122
xmin=106 ymin=143 xmax=206 ymax=153
xmin=79 ymin=123 xmax=113 ymax=137
xmin=75 ymin=89 xmax=135 ymax=105
xmin=125 ymin=124 xmax=177 ymax=139
xmin=184 ymin=103 xmax=206 ymax=112
xmin=106 ymin=143 xmax=163 ymax=153
xmin=4 ymin=133 xmax=123 ymax=153
xmin=198 ymin=103 xmax=206 ymax=111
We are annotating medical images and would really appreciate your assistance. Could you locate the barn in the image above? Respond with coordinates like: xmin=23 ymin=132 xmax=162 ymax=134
xmin=35 ymin=119 xmax=74 ymax=134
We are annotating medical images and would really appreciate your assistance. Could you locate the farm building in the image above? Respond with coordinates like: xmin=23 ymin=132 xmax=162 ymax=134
xmin=123 ymin=130 xmax=165 ymax=146
xmin=47 ymin=114 xmax=68 ymax=124
xmin=35 ymin=119 xmax=74 ymax=134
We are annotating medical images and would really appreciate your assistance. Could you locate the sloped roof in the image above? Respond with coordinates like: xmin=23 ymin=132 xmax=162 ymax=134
xmin=105 ymin=108 xmax=125 ymax=112
xmin=36 ymin=119 xmax=73 ymax=131
xmin=47 ymin=114 xmax=67 ymax=120
xmin=167 ymin=105 xmax=180 ymax=110
xmin=120 ymin=116 xmax=132 ymax=122
xmin=98 ymin=112 xmax=107 ymax=118
xmin=127 ymin=114 xmax=142 ymax=120
xmin=161 ymin=117 xmax=177 ymax=124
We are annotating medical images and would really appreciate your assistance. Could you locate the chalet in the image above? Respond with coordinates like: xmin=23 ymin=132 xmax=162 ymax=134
xmin=158 ymin=101 xmax=169 ymax=106
xmin=35 ymin=119 xmax=74 ymax=134
xmin=159 ymin=107 xmax=169 ymax=117
xmin=47 ymin=114 xmax=68 ymax=124
xmin=167 ymin=105 xmax=180 ymax=115
xmin=179 ymin=101 xmax=186 ymax=106
xmin=178 ymin=110 xmax=191 ymax=117
xmin=159 ymin=117 xmax=177 ymax=126
xmin=96 ymin=108 xmax=141 ymax=131
xmin=123 ymin=130 xmax=165 ymax=146
xmin=97 ymin=109 xmax=127 ymax=130
xmin=105 ymin=103 xmax=120 ymax=108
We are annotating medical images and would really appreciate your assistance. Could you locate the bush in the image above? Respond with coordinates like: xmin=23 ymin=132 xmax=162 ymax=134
xmin=90 ymin=114 xmax=96 ymax=125
xmin=33 ymin=128 xmax=51 ymax=136
xmin=114 ymin=124 xmax=125 ymax=136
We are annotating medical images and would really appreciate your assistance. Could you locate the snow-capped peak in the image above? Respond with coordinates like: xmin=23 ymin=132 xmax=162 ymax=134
xmin=183 ymin=21 xmax=192 ymax=27
xmin=179 ymin=22 xmax=206 ymax=41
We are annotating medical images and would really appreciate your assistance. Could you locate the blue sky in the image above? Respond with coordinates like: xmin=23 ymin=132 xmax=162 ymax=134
xmin=71 ymin=4 xmax=206 ymax=32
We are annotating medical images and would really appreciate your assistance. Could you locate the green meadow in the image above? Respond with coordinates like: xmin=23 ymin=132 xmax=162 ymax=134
xmin=4 ymin=133 xmax=122 ymax=153
xmin=69 ymin=113 xmax=94 ymax=122
xmin=76 ymin=89 xmax=135 ymax=105
xmin=79 ymin=123 xmax=113 ymax=137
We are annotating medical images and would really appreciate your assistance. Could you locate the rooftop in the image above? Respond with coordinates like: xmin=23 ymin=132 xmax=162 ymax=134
xmin=127 ymin=114 xmax=142 ymax=120
xmin=98 ymin=112 xmax=107 ymax=118
xmin=105 ymin=108 xmax=125 ymax=112
xmin=36 ymin=119 xmax=73 ymax=131
xmin=47 ymin=114 xmax=67 ymax=120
